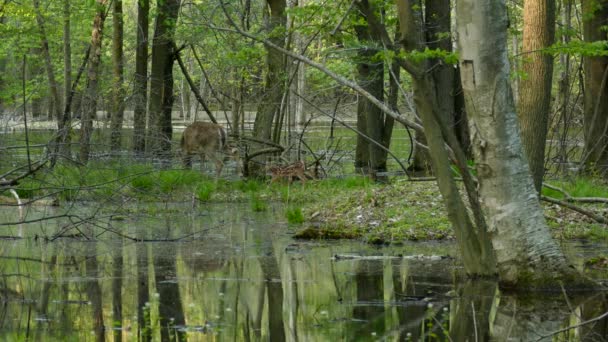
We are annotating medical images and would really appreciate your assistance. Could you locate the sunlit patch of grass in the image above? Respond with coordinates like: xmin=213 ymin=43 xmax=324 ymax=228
xmin=131 ymin=174 xmax=156 ymax=192
xmin=158 ymin=170 xmax=203 ymax=193
xmin=195 ymin=181 xmax=216 ymax=202
xmin=235 ymin=179 xmax=262 ymax=193
xmin=544 ymin=177 xmax=608 ymax=199
xmin=249 ymin=193 xmax=267 ymax=212
xmin=286 ymin=206 xmax=304 ymax=224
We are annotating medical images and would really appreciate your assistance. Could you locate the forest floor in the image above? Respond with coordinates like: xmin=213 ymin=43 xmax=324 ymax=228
xmin=296 ymin=177 xmax=608 ymax=245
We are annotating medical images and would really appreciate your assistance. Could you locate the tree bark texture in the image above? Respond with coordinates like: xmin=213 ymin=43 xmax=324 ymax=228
xmin=397 ymin=0 xmax=496 ymax=276
xmin=148 ymin=0 xmax=180 ymax=158
xmin=456 ymin=0 xmax=591 ymax=289
xmin=252 ymin=0 xmax=287 ymax=142
xmin=33 ymin=0 xmax=63 ymax=127
xmin=582 ymin=0 xmax=608 ymax=174
xmin=517 ymin=0 xmax=556 ymax=191
xmin=133 ymin=0 xmax=149 ymax=155
xmin=353 ymin=0 xmax=394 ymax=181
xmin=78 ymin=0 xmax=108 ymax=164
xmin=110 ymin=0 xmax=125 ymax=152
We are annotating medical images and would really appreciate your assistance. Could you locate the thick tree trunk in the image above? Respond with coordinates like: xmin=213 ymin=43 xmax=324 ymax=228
xmin=456 ymin=0 xmax=594 ymax=289
xmin=517 ymin=0 xmax=556 ymax=191
xmin=110 ymin=0 xmax=125 ymax=152
xmin=79 ymin=0 xmax=108 ymax=164
xmin=397 ymin=0 xmax=496 ymax=276
xmin=148 ymin=0 xmax=180 ymax=158
xmin=353 ymin=0 xmax=390 ymax=181
xmin=253 ymin=0 xmax=287 ymax=142
xmin=133 ymin=0 xmax=149 ymax=156
xmin=249 ymin=0 xmax=287 ymax=176
xmin=582 ymin=0 xmax=608 ymax=174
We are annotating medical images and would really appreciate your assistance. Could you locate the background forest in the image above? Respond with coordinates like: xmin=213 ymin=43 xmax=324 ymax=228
xmin=0 ymin=0 xmax=605 ymax=179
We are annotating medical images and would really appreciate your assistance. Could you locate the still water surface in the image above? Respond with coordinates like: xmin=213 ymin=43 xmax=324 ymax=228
xmin=0 ymin=203 xmax=606 ymax=341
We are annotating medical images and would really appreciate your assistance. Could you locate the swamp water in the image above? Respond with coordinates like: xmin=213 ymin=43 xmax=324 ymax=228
xmin=0 ymin=203 xmax=606 ymax=341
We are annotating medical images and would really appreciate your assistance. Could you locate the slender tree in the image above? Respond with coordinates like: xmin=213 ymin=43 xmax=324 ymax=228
xmin=133 ymin=0 xmax=149 ymax=155
xmin=79 ymin=0 xmax=109 ymax=163
xmin=518 ymin=0 xmax=556 ymax=191
xmin=32 ymin=0 xmax=62 ymax=122
xmin=110 ymin=0 xmax=125 ymax=152
xmin=147 ymin=0 xmax=180 ymax=158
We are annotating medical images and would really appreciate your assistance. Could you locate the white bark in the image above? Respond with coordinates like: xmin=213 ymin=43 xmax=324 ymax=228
xmin=455 ymin=0 xmax=572 ymax=286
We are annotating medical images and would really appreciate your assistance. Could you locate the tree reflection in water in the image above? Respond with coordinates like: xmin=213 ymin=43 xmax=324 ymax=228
xmin=0 ymin=205 xmax=605 ymax=341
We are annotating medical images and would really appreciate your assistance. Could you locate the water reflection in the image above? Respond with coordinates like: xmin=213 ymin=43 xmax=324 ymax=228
xmin=0 ymin=204 xmax=606 ymax=341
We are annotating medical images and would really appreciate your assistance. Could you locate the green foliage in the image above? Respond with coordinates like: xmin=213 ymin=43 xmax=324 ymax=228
xmin=158 ymin=170 xmax=202 ymax=193
xmin=195 ymin=181 xmax=216 ymax=202
xmin=286 ymin=206 xmax=305 ymax=224
xmin=399 ymin=47 xmax=459 ymax=65
xmin=131 ymin=174 xmax=156 ymax=192
xmin=543 ymin=177 xmax=608 ymax=199
xmin=546 ymin=40 xmax=608 ymax=57
xmin=249 ymin=193 xmax=267 ymax=212
xmin=235 ymin=179 xmax=262 ymax=193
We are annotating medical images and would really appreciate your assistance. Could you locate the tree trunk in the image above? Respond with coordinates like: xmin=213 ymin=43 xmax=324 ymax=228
xmin=517 ymin=0 xmax=556 ymax=191
xmin=79 ymin=0 xmax=109 ymax=164
xmin=250 ymin=0 xmax=287 ymax=175
xmin=133 ymin=0 xmax=149 ymax=156
xmin=353 ymin=0 xmax=390 ymax=181
xmin=582 ymin=0 xmax=608 ymax=174
xmin=33 ymin=0 xmax=63 ymax=130
xmin=147 ymin=0 xmax=180 ymax=159
xmin=252 ymin=0 xmax=286 ymax=142
xmin=396 ymin=0 xmax=496 ymax=276
xmin=456 ymin=0 xmax=594 ymax=289
xmin=61 ymin=0 xmax=72 ymax=158
xmin=110 ymin=0 xmax=125 ymax=152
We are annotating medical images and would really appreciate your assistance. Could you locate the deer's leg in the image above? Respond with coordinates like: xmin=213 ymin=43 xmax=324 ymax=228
xmin=199 ymin=153 xmax=206 ymax=173
xmin=297 ymin=172 xmax=307 ymax=184
xmin=210 ymin=152 xmax=224 ymax=178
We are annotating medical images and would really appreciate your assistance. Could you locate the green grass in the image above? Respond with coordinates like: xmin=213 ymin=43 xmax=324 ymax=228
xmin=195 ymin=181 xmax=216 ymax=202
xmin=249 ymin=193 xmax=267 ymax=212
xmin=543 ymin=177 xmax=608 ymax=199
xmin=285 ymin=206 xmax=305 ymax=224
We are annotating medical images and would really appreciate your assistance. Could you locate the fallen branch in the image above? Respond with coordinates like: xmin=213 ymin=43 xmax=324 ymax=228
xmin=543 ymin=183 xmax=608 ymax=204
xmin=541 ymin=195 xmax=608 ymax=224
xmin=534 ymin=311 xmax=608 ymax=342
xmin=174 ymin=43 xmax=218 ymax=124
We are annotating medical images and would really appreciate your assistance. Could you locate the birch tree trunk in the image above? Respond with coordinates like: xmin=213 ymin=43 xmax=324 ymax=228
xmin=517 ymin=0 xmax=556 ymax=191
xmin=455 ymin=0 xmax=595 ymax=289
xmin=79 ymin=0 xmax=108 ymax=164
xmin=397 ymin=0 xmax=496 ymax=276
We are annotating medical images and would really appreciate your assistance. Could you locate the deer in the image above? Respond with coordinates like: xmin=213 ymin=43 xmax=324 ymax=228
xmin=180 ymin=122 xmax=240 ymax=178
xmin=268 ymin=160 xmax=308 ymax=184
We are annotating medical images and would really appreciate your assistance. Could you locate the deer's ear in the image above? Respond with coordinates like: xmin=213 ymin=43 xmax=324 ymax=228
xmin=230 ymin=148 xmax=239 ymax=155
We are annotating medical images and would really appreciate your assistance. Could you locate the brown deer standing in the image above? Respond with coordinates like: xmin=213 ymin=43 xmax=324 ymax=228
xmin=180 ymin=122 xmax=239 ymax=178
